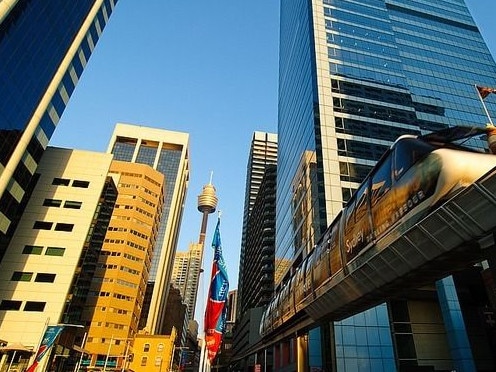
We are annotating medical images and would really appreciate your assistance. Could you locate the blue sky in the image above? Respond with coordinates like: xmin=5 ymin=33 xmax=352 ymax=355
xmin=51 ymin=1 xmax=496 ymax=320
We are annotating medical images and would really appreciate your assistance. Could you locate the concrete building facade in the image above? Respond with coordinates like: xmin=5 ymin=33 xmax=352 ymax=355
xmin=82 ymin=160 xmax=165 ymax=369
xmin=0 ymin=147 xmax=114 ymax=370
xmin=106 ymin=123 xmax=190 ymax=335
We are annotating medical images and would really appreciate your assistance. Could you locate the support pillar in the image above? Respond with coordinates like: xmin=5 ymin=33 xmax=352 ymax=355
xmin=297 ymin=335 xmax=308 ymax=372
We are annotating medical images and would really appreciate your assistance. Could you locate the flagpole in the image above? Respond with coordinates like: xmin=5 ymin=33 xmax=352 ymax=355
xmin=476 ymin=84 xmax=494 ymax=125
xmin=28 ymin=317 xmax=49 ymax=370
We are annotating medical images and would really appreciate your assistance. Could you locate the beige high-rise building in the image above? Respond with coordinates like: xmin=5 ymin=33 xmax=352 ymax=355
xmin=171 ymin=242 xmax=203 ymax=320
xmin=83 ymin=160 xmax=164 ymax=369
xmin=106 ymin=123 xmax=190 ymax=334
xmin=0 ymin=147 xmax=114 ymax=371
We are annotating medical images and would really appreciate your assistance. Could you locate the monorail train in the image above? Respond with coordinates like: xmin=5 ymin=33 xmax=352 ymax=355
xmin=260 ymin=125 xmax=496 ymax=337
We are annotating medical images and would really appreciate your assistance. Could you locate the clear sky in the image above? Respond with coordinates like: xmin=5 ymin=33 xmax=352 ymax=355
xmin=50 ymin=0 xmax=496 ymax=321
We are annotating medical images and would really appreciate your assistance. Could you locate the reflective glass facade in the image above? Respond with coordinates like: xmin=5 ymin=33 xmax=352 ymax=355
xmin=277 ymin=0 xmax=496 ymax=370
xmin=0 ymin=0 xmax=119 ymax=260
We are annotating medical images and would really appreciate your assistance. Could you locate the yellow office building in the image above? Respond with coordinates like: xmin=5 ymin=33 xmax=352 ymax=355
xmin=83 ymin=161 xmax=164 ymax=369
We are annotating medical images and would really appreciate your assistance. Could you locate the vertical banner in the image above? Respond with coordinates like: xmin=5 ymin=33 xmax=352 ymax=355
xmin=204 ymin=217 xmax=229 ymax=363
xmin=26 ymin=325 xmax=64 ymax=372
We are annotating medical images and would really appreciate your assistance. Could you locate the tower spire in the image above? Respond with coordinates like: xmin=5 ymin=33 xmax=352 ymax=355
xmin=197 ymin=175 xmax=218 ymax=245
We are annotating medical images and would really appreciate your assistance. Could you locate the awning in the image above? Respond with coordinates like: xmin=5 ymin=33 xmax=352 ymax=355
xmin=0 ymin=343 xmax=34 ymax=353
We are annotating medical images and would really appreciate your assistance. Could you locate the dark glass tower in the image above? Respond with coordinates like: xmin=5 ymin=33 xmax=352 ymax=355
xmin=238 ymin=132 xmax=278 ymax=317
xmin=0 ymin=0 xmax=119 ymax=261
xmin=277 ymin=0 xmax=496 ymax=371
xmin=232 ymin=132 xmax=277 ymax=369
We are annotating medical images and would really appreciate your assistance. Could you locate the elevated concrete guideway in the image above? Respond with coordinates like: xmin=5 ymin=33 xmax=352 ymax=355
xmin=305 ymin=164 xmax=496 ymax=322
xmin=246 ymin=164 xmax=496 ymax=356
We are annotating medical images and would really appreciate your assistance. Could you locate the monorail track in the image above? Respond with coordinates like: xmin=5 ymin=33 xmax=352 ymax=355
xmin=246 ymin=165 xmax=496 ymax=358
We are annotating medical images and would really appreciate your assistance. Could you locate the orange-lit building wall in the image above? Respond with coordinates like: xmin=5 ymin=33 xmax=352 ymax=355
xmin=129 ymin=328 xmax=176 ymax=372
xmin=83 ymin=161 xmax=165 ymax=368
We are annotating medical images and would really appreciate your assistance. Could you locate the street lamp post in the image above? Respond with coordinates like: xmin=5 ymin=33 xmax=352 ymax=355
xmin=121 ymin=340 xmax=130 ymax=372
xmin=169 ymin=345 xmax=175 ymax=372
xmin=103 ymin=335 xmax=114 ymax=372
xmin=102 ymin=336 xmax=133 ymax=372
xmin=73 ymin=332 xmax=87 ymax=372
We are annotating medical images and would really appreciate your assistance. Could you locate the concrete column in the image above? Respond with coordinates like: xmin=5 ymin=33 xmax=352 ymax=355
xmin=297 ymin=335 xmax=308 ymax=372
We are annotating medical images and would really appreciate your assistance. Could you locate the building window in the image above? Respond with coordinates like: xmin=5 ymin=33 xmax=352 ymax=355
xmin=143 ymin=343 xmax=150 ymax=352
xmin=0 ymin=300 xmax=22 ymax=310
xmin=54 ymin=223 xmax=74 ymax=232
xmin=35 ymin=273 xmax=56 ymax=283
xmin=43 ymin=198 xmax=62 ymax=207
xmin=11 ymin=272 xmax=33 ymax=281
xmin=157 ymin=343 xmax=164 ymax=352
xmin=64 ymin=200 xmax=82 ymax=209
xmin=140 ymin=356 xmax=148 ymax=366
xmin=52 ymin=178 xmax=70 ymax=186
xmin=33 ymin=221 xmax=53 ymax=230
xmin=45 ymin=247 xmax=65 ymax=256
xmin=155 ymin=356 xmax=162 ymax=367
xmin=22 ymin=245 xmax=43 ymax=255
xmin=24 ymin=301 xmax=46 ymax=312
xmin=72 ymin=180 xmax=89 ymax=188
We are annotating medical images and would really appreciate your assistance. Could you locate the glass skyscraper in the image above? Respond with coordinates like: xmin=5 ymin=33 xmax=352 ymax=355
xmin=0 ymin=0 xmax=119 ymax=261
xmin=276 ymin=0 xmax=496 ymax=371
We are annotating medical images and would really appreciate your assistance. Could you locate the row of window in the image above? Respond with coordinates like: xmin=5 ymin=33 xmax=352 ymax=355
xmin=101 ymin=251 xmax=143 ymax=262
xmin=103 ymin=238 xmax=147 ymax=252
xmin=43 ymin=198 xmax=82 ymax=209
xmin=93 ymin=321 xmax=127 ymax=330
xmin=91 ymin=291 xmax=134 ymax=301
xmin=114 ymin=204 xmax=154 ymax=219
xmin=140 ymin=356 xmax=163 ymax=367
xmin=119 ymin=183 xmax=159 ymax=201
xmin=11 ymin=271 xmax=56 ymax=283
xmin=33 ymin=221 xmax=74 ymax=232
xmin=112 ymin=215 xmax=153 ymax=230
xmin=0 ymin=300 xmax=45 ymax=311
xmin=52 ymin=177 xmax=90 ymax=188
xmin=22 ymin=245 xmax=65 ymax=256
xmin=97 ymin=306 xmax=128 ymax=315
xmin=143 ymin=343 xmax=165 ymax=352
xmin=99 ymin=263 xmax=141 ymax=276
xmin=107 ymin=225 xmax=151 ymax=242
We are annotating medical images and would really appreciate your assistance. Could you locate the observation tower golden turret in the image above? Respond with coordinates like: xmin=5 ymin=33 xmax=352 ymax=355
xmin=197 ymin=176 xmax=218 ymax=245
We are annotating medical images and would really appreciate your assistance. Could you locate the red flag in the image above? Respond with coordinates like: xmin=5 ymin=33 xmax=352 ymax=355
xmin=204 ymin=218 xmax=229 ymax=363
xmin=26 ymin=325 xmax=64 ymax=372
xmin=477 ymin=85 xmax=496 ymax=99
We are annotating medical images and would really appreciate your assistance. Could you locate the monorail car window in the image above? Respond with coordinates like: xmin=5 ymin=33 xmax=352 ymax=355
xmin=329 ymin=221 xmax=342 ymax=274
xmin=294 ymin=266 xmax=305 ymax=305
xmin=281 ymin=284 xmax=290 ymax=315
xmin=371 ymin=155 xmax=392 ymax=206
xmin=355 ymin=181 xmax=369 ymax=222
xmin=394 ymin=138 xmax=434 ymax=180
xmin=343 ymin=180 xmax=372 ymax=261
xmin=313 ymin=236 xmax=331 ymax=290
